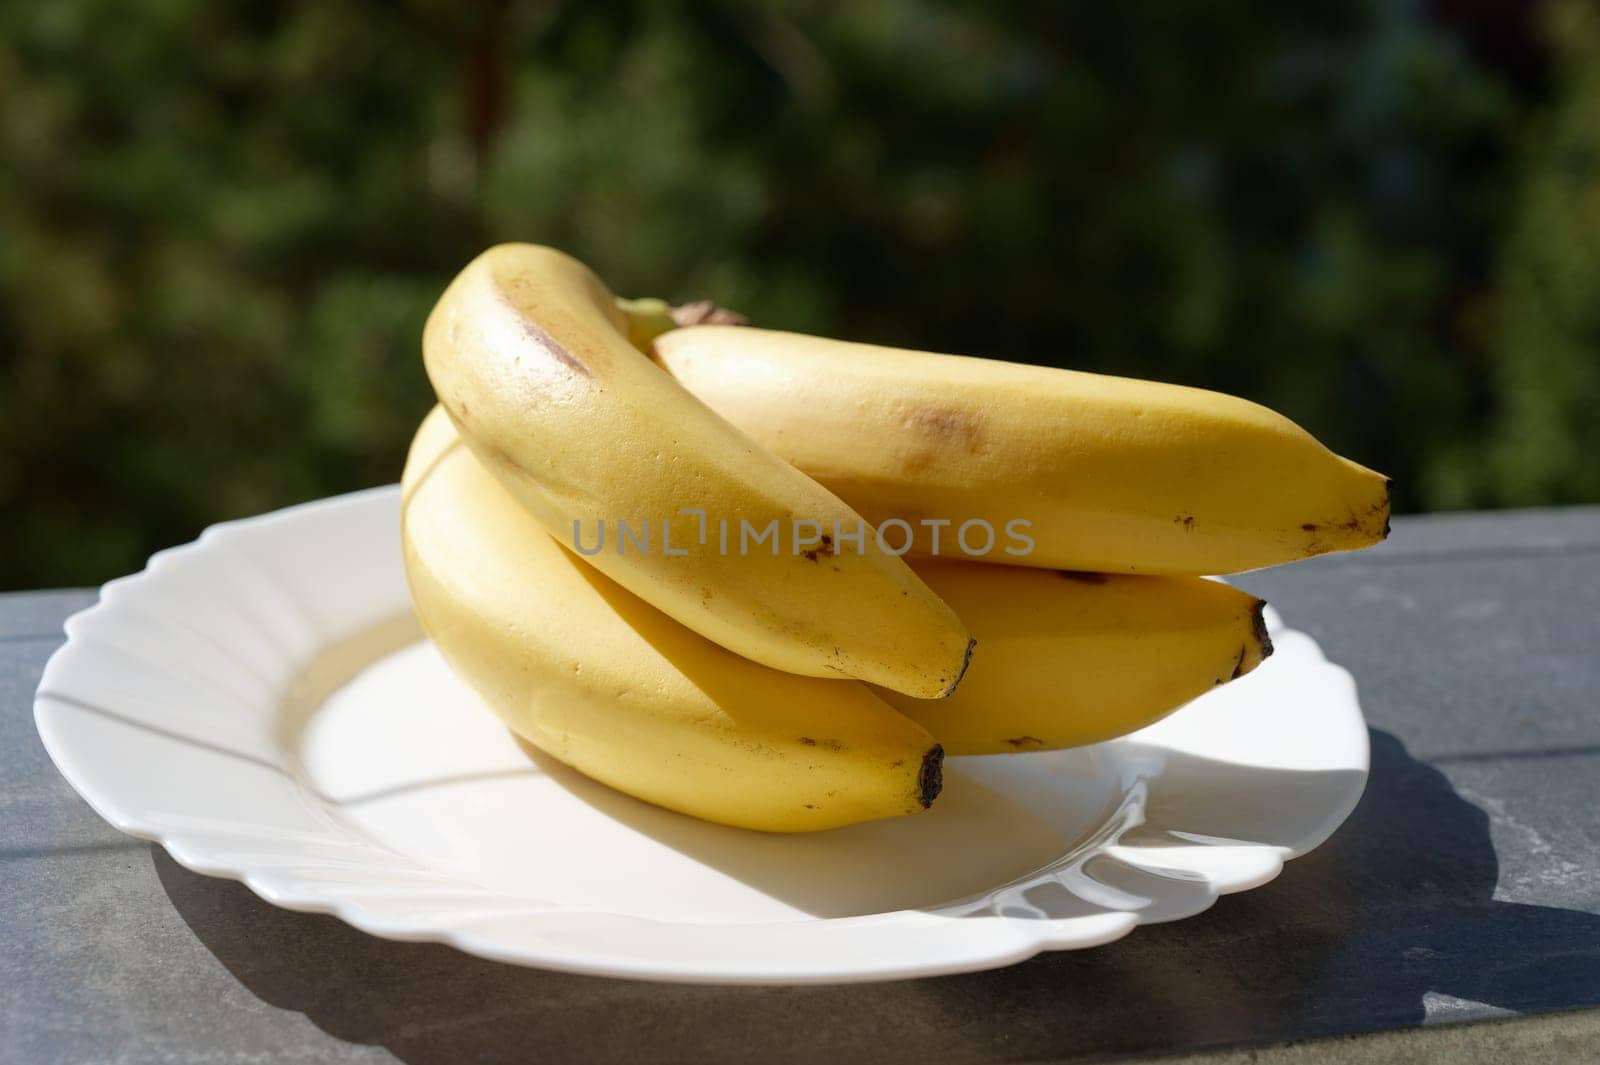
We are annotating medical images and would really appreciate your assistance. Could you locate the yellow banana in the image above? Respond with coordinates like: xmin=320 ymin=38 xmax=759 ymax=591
xmin=882 ymin=563 xmax=1272 ymax=755
xmin=647 ymin=325 xmax=1391 ymax=576
xmin=401 ymin=407 xmax=944 ymax=832
xmin=423 ymin=245 xmax=972 ymax=699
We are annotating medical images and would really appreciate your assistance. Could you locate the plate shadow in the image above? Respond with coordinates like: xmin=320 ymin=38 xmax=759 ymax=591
xmin=154 ymin=727 xmax=1600 ymax=1063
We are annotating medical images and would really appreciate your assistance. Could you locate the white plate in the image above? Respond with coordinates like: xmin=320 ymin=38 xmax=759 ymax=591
xmin=34 ymin=488 xmax=1369 ymax=984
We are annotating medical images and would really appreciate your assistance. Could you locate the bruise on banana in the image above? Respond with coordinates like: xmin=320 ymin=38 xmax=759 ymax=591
xmin=496 ymin=289 xmax=595 ymax=378
xmin=800 ymin=533 xmax=838 ymax=563
xmin=517 ymin=315 xmax=592 ymax=378
xmin=897 ymin=404 xmax=986 ymax=475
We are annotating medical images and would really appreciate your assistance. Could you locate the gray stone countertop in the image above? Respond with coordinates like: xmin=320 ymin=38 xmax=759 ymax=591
xmin=3 ymin=507 xmax=1599 ymax=1063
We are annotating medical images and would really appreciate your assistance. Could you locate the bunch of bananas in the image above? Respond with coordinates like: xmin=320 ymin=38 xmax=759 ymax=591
xmin=403 ymin=244 xmax=1388 ymax=832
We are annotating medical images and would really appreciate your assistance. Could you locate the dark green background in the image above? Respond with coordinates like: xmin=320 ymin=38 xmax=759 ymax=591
xmin=4 ymin=0 xmax=1597 ymax=588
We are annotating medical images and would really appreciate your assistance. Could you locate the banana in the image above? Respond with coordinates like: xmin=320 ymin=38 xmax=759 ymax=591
xmin=647 ymin=325 xmax=1391 ymax=576
xmin=401 ymin=407 xmax=944 ymax=832
xmin=881 ymin=563 xmax=1272 ymax=755
xmin=423 ymin=245 xmax=972 ymax=698
xmin=403 ymin=409 xmax=1267 ymax=825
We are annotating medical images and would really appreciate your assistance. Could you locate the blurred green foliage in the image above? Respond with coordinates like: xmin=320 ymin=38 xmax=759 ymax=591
xmin=0 ymin=0 xmax=1588 ymax=588
xmin=1484 ymin=0 xmax=1600 ymax=507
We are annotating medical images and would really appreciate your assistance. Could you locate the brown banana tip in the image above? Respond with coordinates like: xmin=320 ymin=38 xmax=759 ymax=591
xmin=1382 ymin=478 xmax=1395 ymax=539
xmin=943 ymin=637 xmax=978 ymax=697
xmin=1252 ymin=599 xmax=1275 ymax=661
xmin=918 ymin=745 xmax=945 ymax=809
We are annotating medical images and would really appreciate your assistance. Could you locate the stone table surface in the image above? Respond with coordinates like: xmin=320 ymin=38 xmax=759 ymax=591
xmin=4 ymin=507 xmax=1600 ymax=1064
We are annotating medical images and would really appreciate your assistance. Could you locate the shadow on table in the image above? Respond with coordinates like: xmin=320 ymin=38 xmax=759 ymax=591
xmin=155 ymin=728 xmax=1600 ymax=1064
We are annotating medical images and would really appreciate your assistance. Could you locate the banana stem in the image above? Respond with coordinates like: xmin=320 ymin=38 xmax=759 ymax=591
xmin=616 ymin=296 xmax=747 ymax=353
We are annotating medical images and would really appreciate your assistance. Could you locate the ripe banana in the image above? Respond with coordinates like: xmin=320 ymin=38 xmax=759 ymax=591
xmin=423 ymin=245 xmax=972 ymax=698
xmin=408 ymin=402 xmax=1270 ymax=772
xmin=647 ymin=325 xmax=1391 ymax=576
xmin=882 ymin=564 xmax=1272 ymax=755
xmin=402 ymin=406 xmax=944 ymax=832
